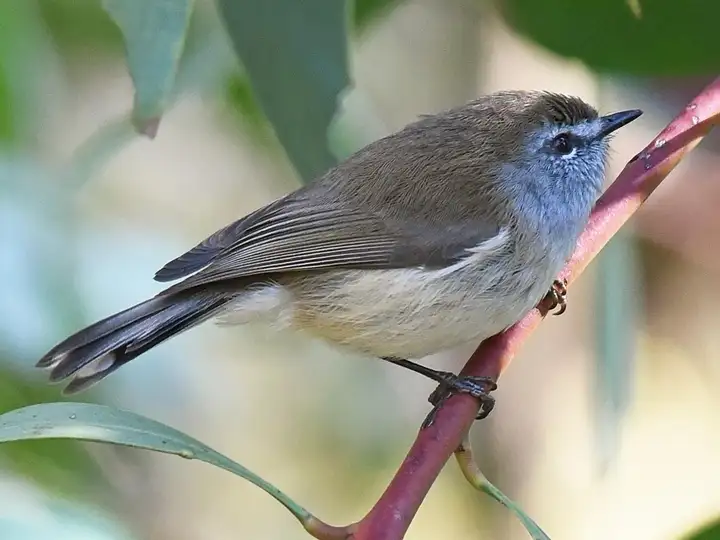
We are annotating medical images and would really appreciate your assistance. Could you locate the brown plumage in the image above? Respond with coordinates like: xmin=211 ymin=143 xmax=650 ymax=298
xmin=36 ymin=90 xmax=639 ymax=396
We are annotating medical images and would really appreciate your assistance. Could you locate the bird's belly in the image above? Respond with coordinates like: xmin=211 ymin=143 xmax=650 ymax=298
xmin=283 ymin=264 xmax=550 ymax=359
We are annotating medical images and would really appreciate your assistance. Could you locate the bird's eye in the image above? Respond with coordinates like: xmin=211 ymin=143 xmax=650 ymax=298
xmin=552 ymin=133 xmax=573 ymax=155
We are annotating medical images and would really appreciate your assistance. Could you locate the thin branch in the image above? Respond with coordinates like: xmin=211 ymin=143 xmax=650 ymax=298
xmin=350 ymin=77 xmax=720 ymax=540
xmin=455 ymin=435 xmax=549 ymax=539
xmin=303 ymin=516 xmax=355 ymax=540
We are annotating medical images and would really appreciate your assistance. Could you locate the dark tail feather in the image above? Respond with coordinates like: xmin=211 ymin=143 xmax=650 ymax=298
xmin=36 ymin=292 xmax=230 ymax=394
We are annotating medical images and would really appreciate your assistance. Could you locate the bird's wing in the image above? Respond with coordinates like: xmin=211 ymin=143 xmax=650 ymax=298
xmin=154 ymin=197 xmax=288 ymax=282
xmin=154 ymin=191 xmax=503 ymax=294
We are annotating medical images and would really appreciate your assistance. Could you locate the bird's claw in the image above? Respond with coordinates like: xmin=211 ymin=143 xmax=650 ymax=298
xmin=422 ymin=373 xmax=497 ymax=428
xmin=544 ymin=278 xmax=568 ymax=316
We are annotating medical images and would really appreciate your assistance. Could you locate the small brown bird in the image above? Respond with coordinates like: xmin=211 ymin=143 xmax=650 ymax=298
xmin=36 ymin=90 xmax=641 ymax=417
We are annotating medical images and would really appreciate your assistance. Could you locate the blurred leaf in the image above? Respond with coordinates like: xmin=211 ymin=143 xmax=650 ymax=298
xmin=353 ymin=0 xmax=403 ymax=31
xmin=225 ymin=74 xmax=273 ymax=136
xmin=67 ymin=115 xmax=137 ymax=192
xmin=685 ymin=517 xmax=720 ymax=540
xmin=68 ymin=5 xmax=237 ymax=191
xmin=500 ymin=0 xmax=720 ymax=75
xmin=171 ymin=6 xmax=237 ymax=98
xmin=39 ymin=0 xmax=122 ymax=54
xmin=0 ymin=0 xmax=56 ymax=145
xmin=102 ymin=0 xmax=195 ymax=137
xmin=626 ymin=0 xmax=642 ymax=18
xmin=0 ymin=367 xmax=106 ymax=503
xmin=0 ymin=403 xmax=312 ymax=524
xmin=594 ymin=228 xmax=639 ymax=471
xmin=217 ymin=0 xmax=350 ymax=183
xmin=223 ymin=0 xmax=398 ymax=148
xmin=60 ymin=11 xmax=231 ymax=194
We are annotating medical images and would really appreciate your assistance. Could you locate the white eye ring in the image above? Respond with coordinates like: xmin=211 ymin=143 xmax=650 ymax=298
xmin=560 ymin=147 xmax=577 ymax=159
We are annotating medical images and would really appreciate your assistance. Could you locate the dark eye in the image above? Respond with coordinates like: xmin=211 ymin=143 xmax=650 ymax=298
xmin=552 ymin=133 xmax=573 ymax=155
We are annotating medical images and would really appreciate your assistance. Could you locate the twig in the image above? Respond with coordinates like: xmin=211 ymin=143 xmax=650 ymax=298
xmin=303 ymin=516 xmax=355 ymax=540
xmin=455 ymin=435 xmax=549 ymax=539
xmin=349 ymin=77 xmax=720 ymax=540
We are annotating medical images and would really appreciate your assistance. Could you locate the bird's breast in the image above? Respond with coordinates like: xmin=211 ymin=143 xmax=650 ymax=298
xmin=281 ymin=236 xmax=565 ymax=359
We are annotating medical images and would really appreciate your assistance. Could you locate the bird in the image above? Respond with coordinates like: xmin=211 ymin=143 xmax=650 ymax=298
xmin=36 ymin=90 xmax=642 ymax=419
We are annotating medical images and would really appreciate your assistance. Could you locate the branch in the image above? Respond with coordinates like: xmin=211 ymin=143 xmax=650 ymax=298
xmin=348 ymin=77 xmax=720 ymax=540
xmin=454 ymin=434 xmax=549 ymax=539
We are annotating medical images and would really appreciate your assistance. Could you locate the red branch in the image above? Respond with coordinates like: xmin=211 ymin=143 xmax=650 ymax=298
xmin=349 ymin=77 xmax=720 ymax=540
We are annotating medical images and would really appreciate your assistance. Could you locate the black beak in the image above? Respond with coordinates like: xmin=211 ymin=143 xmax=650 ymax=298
xmin=597 ymin=109 xmax=643 ymax=139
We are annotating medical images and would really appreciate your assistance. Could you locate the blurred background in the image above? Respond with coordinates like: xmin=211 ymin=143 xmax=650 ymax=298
xmin=2 ymin=0 xmax=720 ymax=539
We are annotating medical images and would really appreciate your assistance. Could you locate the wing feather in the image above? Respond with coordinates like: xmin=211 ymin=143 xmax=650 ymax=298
xmin=155 ymin=137 xmax=505 ymax=293
xmin=160 ymin=206 xmax=408 ymax=293
xmin=154 ymin=199 xmax=290 ymax=281
xmin=156 ymin=188 xmax=502 ymax=295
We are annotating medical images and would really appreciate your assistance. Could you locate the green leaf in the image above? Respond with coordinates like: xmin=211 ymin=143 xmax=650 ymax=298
xmin=225 ymin=74 xmax=273 ymax=136
xmin=67 ymin=6 xmax=238 ymax=192
xmin=223 ymin=1 xmax=399 ymax=149
xmin=102 ymin=0 xmax=195 ymax=137
xmin=216 ymin=0 xmax=350 ymax=183
xmin=0 ymin=0 xmax=57 ymax=145
xmin=500 ymin=0 xmax=720 ymax=75
xmin=39 ymin=0 xmax=123 ymax=55
xmin=0 ymin=402 xmax=311 ymax=524
xmin=353 ymin=0 xmax=403 ymax=31
xmin=685 ymin=517 xmax=720 ymax=540
xmin=0 ymin=367 xmax=106 ymax=502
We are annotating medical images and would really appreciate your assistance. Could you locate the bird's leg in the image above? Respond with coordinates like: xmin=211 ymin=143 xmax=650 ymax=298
xmin=383 ymin=357 xmax=497 ymax=427
xmin=543 ymin=278 xmax=568 ymax=315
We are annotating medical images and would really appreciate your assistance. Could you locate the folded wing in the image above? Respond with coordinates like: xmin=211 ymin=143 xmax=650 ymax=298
xmin=154 ymin=190 xmax=501 ymax=295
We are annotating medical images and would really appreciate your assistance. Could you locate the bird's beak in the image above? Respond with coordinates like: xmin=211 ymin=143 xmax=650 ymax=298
xmin=597 ymin=109 xmax=643 ymax=139
xmin=597 ymin=109 xmax=642 ymax=139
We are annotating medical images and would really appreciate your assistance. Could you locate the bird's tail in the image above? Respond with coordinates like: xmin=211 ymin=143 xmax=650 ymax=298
xmin=36 ymin=291 xmax=231 ymax=394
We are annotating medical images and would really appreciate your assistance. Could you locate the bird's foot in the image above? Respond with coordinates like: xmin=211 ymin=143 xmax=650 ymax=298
xmin=544 ymin=278 xmax=568 ymax=315
xmin=383 ymin=357 xmax=497 ymax=428
xmin=424 ymin=373 xmax=497 ymax=427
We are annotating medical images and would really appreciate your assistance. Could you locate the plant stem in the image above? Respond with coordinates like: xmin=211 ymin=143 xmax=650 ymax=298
xmin=350 ymin=76 xmax=720 ymax=540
